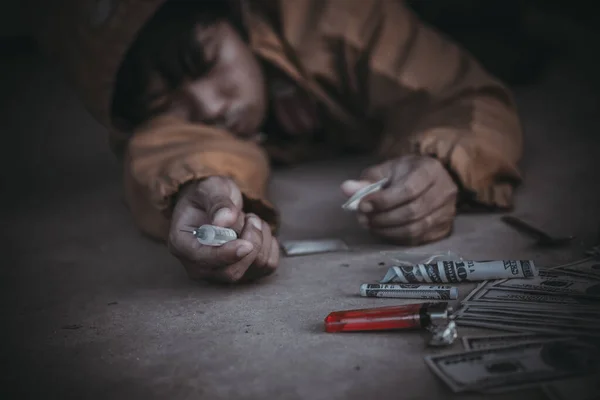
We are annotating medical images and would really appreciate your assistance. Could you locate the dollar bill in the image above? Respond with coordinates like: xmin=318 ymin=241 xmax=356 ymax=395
xmin=381 ymin=260 xmax=537 ymax=284
xmin=359 ymin=284 xmax=458 ymax=299
xmin=341 ymin=178 xmax=388 ymax=211
xmin=551 ymin=258 xmax=600 ymax=281
xmin=461 ymin=333 xmax=569 ymax=350
xmin=462 ymin=281 xmax=600 ymax=308
xmin=489 ymin=274 xmax=600 ymax=298
xmin=455 ymin=317 xmax=600 ymax=337
xmin=542 ymin=375 xmax=600 ymax=400
xmin=460 ymin=304 xmax=600 ymax=319
xmin=455 ymin=309 xmax=600 ymax=329
xmin=425 ymin=339 xmax=599 ymax=393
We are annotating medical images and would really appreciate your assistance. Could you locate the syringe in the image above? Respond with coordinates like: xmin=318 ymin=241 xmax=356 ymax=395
xmin=182 ymin=224 xmax=238 ymax=246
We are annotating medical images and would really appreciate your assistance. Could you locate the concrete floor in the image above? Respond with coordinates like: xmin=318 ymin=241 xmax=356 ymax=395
xmin=2 ymin=13 xmax=600 ymax=400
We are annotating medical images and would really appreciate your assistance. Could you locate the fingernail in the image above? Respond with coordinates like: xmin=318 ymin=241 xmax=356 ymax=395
xmin=236 ymin=242 xmax=254 ymax=258
xmin=341 ymin=180 xmax=361 ymax=192
xmin=249 ymin=216 xmax=262 ymax=231
xmin=214 ymin=208 xmax=233 ymax=224
xmin=360 ymin=202 xmax=373 ymax=213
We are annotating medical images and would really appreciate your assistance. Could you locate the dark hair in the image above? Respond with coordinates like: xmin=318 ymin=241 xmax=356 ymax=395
xmin=111 ymin=0 xmax=232 ymax=129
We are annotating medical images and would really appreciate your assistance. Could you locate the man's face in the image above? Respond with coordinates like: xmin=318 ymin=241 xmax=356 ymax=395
xmin=149 ymin=20 xmax=267 ymax=138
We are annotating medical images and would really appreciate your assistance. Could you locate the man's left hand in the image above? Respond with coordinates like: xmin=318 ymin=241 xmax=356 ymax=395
xmin=341 ymin=155 xmax=458 ymax=245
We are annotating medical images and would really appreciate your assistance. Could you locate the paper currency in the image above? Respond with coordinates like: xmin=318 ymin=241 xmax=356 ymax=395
xmin=489 ymin=274 xmax=600 ymax=298
xmin=280 ymin=239 xmax=348 ymax=256
xmin=381 ymin=260 xmax=537 ymax=284
xmin=456 ymin=317 xmax=600 ymax=337
xmin=461 ymin=333 xmax=568 ymax=351
xmin=542 ymin=376 xmax=600 ymax=400
xmin=459 ymin=304 xmax=600 ymax=319
xmin=455 ymin=309 xmax=600 ymax=329
xmin=341 ymin=178 xmax=388 ymax=211
xmin=425 ymin=339 xmax=600 ymax=393
xmin=462 ymin=281 xmax=600 ymax=308
xmin=552 ymin=258 xmax=600 ymax=281
xmin=359 ymin=284 xmax=458 ymax=300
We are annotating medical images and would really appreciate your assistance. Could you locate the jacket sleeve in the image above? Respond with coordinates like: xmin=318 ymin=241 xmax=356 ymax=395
xmin=327 ymin=0 xmax=523 ymax=208
xmin=119 ymin=115 xmax=278 ymax=241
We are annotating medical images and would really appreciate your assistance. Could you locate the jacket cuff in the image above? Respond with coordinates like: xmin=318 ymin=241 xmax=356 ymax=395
xmin=125 ymin=115 xmax=280 ymax=236
xmin=410 ymin=128 xmax=522 ymax=209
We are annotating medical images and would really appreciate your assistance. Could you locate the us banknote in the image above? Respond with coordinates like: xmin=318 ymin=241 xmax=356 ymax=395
xmin=461 ymin=333 xmax=569 ymax=350
xmin=425 ymin=339 xmax=599 ymax=393
xmin=551 ymin=258 xmax=600 ymax=281
xmin=462 ymin=281 xmax=600 ymax=308
xmin=381 ymin=260 xmax=537 ymax=284
xmin=341 ymin=178 xmax=389 ymax=211
xmin=456 ymin=317 xmax=600 ymax=337
xmin=489 ymin=273 xmax=600 ymax=298
xmin=459 ymin=304 xmax=600 ymax=319
xmin=455 ymin=308 xmax=600 ymax=329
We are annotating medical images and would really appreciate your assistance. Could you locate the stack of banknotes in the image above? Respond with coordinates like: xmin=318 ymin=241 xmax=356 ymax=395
xmin=425 ymin=257 xmax=600 ymax=397
xmin=455 ymin=257 xmax=600 ymax=336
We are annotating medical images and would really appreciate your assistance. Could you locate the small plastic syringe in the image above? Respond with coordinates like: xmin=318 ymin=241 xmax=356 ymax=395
xmin=185 ymin=224 xmax=238 ymax=246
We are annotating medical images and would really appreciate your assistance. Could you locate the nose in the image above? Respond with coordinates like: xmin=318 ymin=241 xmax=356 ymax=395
xmin=183 ymin=80 xmax=228 ymax=124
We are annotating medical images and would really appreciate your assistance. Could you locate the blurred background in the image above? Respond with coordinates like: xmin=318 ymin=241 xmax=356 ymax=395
xmin=0 ymin=0 xmax=598 ymax=199
xmin=2 ymin=0 xmax=599 ymax=197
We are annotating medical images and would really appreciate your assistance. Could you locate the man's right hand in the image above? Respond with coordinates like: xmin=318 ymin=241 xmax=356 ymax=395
xmin=168 ymin=176 xmax=279 ymax=283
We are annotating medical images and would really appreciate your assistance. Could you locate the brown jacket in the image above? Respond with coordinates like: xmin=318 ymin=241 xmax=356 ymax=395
xmin=35 ymin=0 xmax=523 ymax=240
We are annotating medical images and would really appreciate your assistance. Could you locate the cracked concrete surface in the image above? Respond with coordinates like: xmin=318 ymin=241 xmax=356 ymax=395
xmin=1 ymin=13 xmax=600 ymax=400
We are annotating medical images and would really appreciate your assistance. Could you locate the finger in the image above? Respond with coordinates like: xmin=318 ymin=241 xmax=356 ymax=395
xmin=207 ymin=195 xmax=239 ymax=227
xmin=229 ymin=210 xmax=246 ymax=235
xmin=340 ymin=180 xmax=373 ymax=197
xmin=240 ymin=236 xmax=279 ymax=283
xmin=170 ymin=195 xmax=250 ymax=266
xmin=254 ymin=216 xmax=272 ymax=268
xmin=421 ymin=220 xmax=454 ymax=244
xmin=171 ymin=194 xmax=209 ymax=232
xmin=360 ymin=162 xmax=393 ymax=183
xmin=172 ymin=238 xmax=255 ymax=282
xmin=213 ymin=214 xmax=263 ymax=283
xmin=366 ymin=185 xmax=454 ymax=229
xmin=370 ymin=203 xmax=456 ymax=245
xmin=186 ymin=178 xmax=241 ymax=227
xmin=169 ymin=230 xmax=255 ymax=267
xmin=361 ymin=167 xmax=434 ymax=213
xmin=266 ymin=237 xmax=280 ymax=272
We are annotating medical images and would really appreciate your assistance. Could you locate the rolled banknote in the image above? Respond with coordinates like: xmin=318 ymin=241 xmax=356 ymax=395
xmin=360 ymin=283 xmax=458 ymax=300
xmin=342 ymin=178 xmax=389 ymax=211
xmin=381 ymin=260 xmax=537 ymax=284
